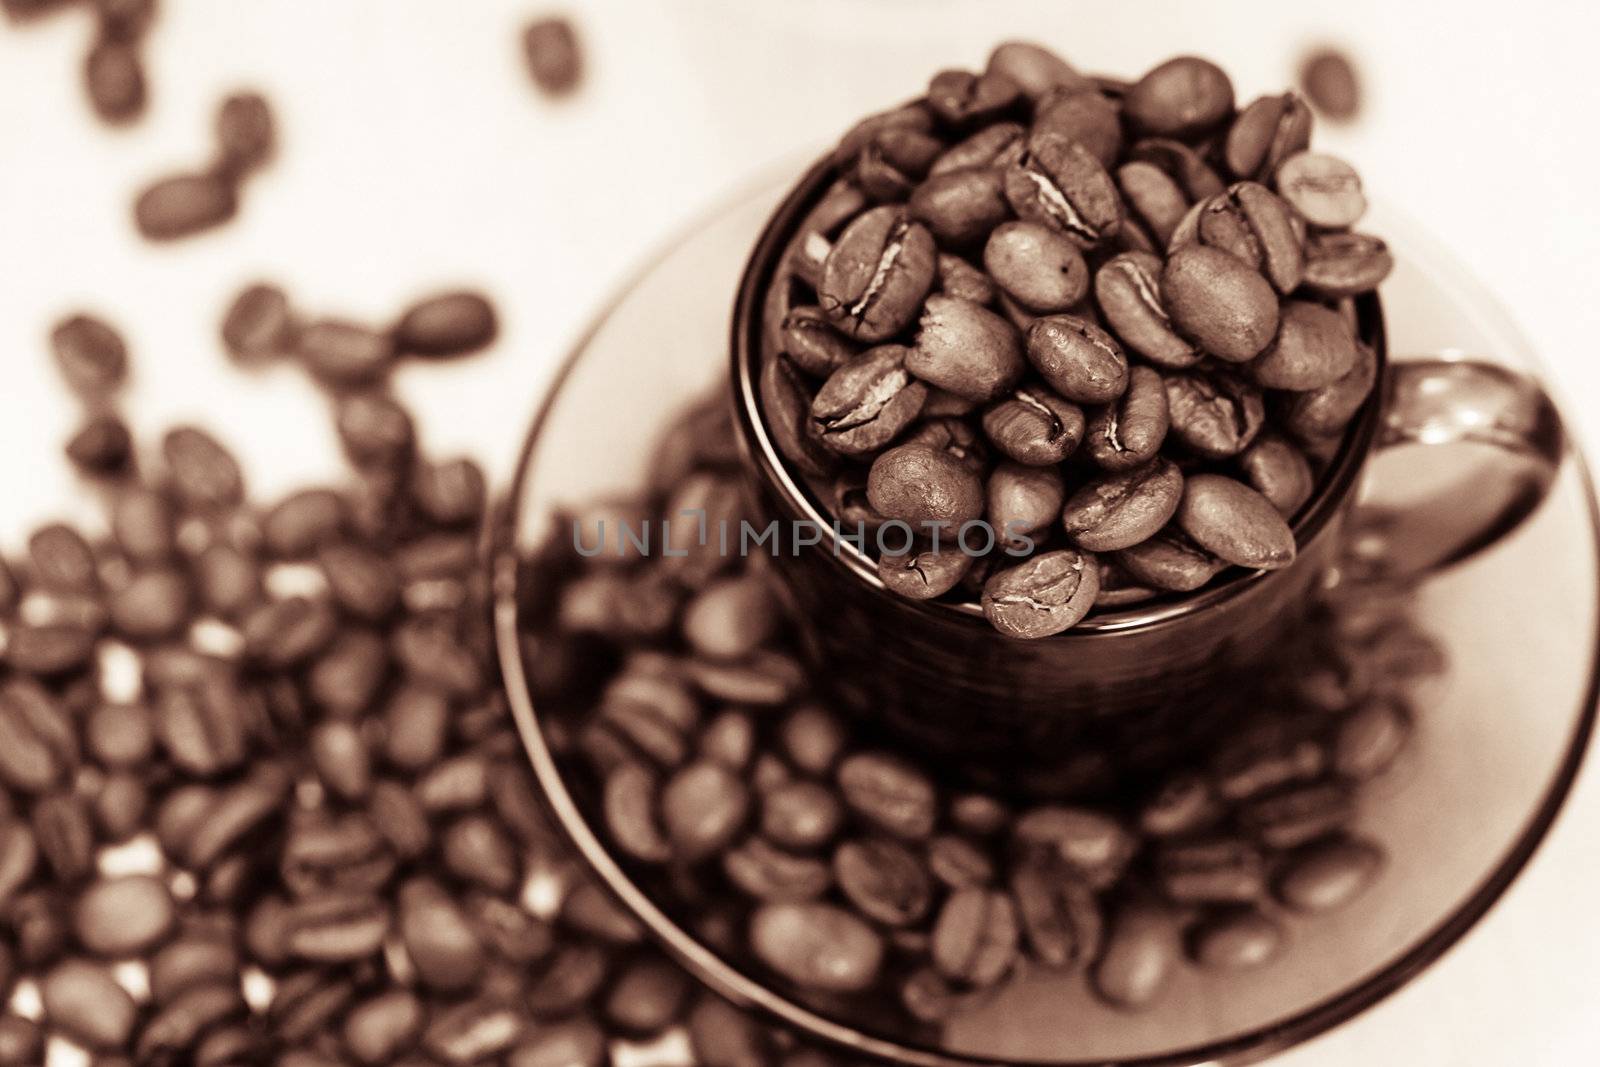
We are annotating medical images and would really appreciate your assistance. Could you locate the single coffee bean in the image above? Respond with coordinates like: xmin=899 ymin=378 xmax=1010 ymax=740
xmin=1032 ymin=87 xmax=1123 ymax=168
xmin=929 ymin=122 xmax=1026 ymax=178
xmin=837 ymin=751 xmax=937 ymax=839
xmin=931 ymin=887 xmax=1019 ymax=987
xmin=28 ymin=524 xmax=99 ymax=593
xmin=865 ymin=443 xmax=983 ymax=528
xmin=1162 ymin=245 xmax=1279 ymax=362
xmin=1212 ymin=720 xmax=1328 ymax=801
xmin=523 ymin=14 xmax=582 ymax=94
xmin=215 ymin=91 xmax=274 ymax=177
xmin=221 ymin=282 xmax=295 ymax=363
xmin=780 ymin=305 xmax=859 ymax=378
xmin=681 ymin=574 xmax=778 ymax=662
xmin=1275 ymin=151 xmax=1366 ymax=228
xmin=1013 ymin=806 xmax=1137 ymax=889
xmin=133 ymin=171 xmax=238 ymax=241
xmin=1010 ymin=853 xmax=1103 ymax=969
xmin=810 ymin=345 xmax=927 ymax=456
xmin=263 ymin=488 xmax=348 ymax=557
xmin=0 ymin=822 xmax=37 ymax=910
xmin=1276 ymin=836 xmax=1384 ymax=911
xmin=297 ymin=319 xmax=394 ymax=387
xmin=1240 ymin=434 xmax=1315 ymax=516
xmin=42 ymin=958 xmax=138 ymax=1050
xmin=1191 ymin=182 xmax=1306 ymax=295
xmin=286 ymin=893 xmax=391 ymax=962
xmin=986 ymin=41 xmax=1092 ymax=99
xmin=84 ymin=35 xmax=145 ymax=123
xmin=441 ymin=813 xmax=519 ymax=893
xmin=605 ymin=954 xmax=689 ymax=1034
xmin=319 ymin=540 xmax=401 ymax=621
xmin=341 ymin=990 xmax=424 ymax=1066
xmin=1280 ymin=339 xmax=1378 ymax=441
xmin=761 ymin=781 xmax=843 ymax=851
xmin=163 ymin=425 xmax=244 ymax=509
xmin=87 ymin=701 xmax=154 ymax=768
xmin=1026 ymin=314 xmax=1130 ymax=406
xmin=1157 ymin=837 xmax=1268 ymax=904
xmin=243 ymin=595 xmax=338 ymax=668
xmin=1189 ymin=909 xmax=1284 ymax=969
xmin=724 ymin=836 xmax=832 ymax=903
xmin=982 ymin=384 xmax=1084 ymax=465
xmin=1238 ymin=781 xmax=1354 ymax=849
xmin=1334 ymin=695 xmax=1412 ymax=779
xmin=988 ymin=461 xmax=1065 ymax=551
xmin=936 ymin=253 xmax=998 ymax=305
xmin=764 ymin=358 xmax=835 ymax=480
xmin=422 ymin=1000 xmax=526 ymax=1065
xmin=818 ymin=205 xmax=937 ymax=343
xmin=50 ymin=314 xmax=128 ymax=397
xmin=65 ymin=413 xmax=134 ymax=474
xmin=1250 ymin=300 xmax=1357 ymax=390
xmin=1114 ymin=527 xmax=1227 ymax=592
xmin=982 ymin=221 xmax=1089 ymax=312
xmin=603 ymin=762 xmax=671 ymax=863
xmin=1128 ymin=137 xmax=1227 ymax=202
xmin=1125 ymin=56 xmax=1233 ymax=136
xmin=909 ymin=166 xmax=1012 ymax=247
xmin=749 ymin=901 xmax=885 ymax=993
xmin=31 ymin=792 xmax=94 ymax=882
xmin=74 ymin=874 xmax=176 ymax=956
xmin=1003 ymin=131 xmax=1121 ymax=246
xmin=1091 ymin=252 xmax=1197 ymax=369
xmin=393 ymin=290 xmax=497 ymax=358
xmin=981 ymin=549 xmax=1100 ymax=638
xmin=926 ymin=67 xmax=1022 ymax=127
xmin=853 ymin=124 xmax=945 ymax=201
xmin=410 ymin=456 xmax=486 ymax=526
xmin=509 ymin=1017 xmax=607 ymax=1067
xmin=1085 ymin=364 xmax=1169 ymax=471
xmin=336 ymin=391 xmax=414 ymax=467
xmin=1116 ymin=160 xmax=1189 ymax=246
xmin=1225 ymin=92 xmax=1313 ymax=181
xmin=149 ymin=933 xmax=239 ymax=1005
xmin=1299 ymin=48 xmax=1361 ymax=121
xmin=397 ymin=878 xmax=485 ymax=992
xmin=660 ymin=760 xmax=751 ymax=861
xmin=1176 ymin=473 xmax=1296 ymax=569
xmin=1301 ymin=231 xmax=1392 ymax=297
xmin=1061 ymin=458 xmax=1184 ymax=552
xmin=907 ymin=294 xmax=1026 ymax=402
xmin=902 ymin=415 xmax=987 ymax=473
xmin=833 ymin=838 xmax=932 ymax=926
xmin=1163 ymin=367 xmax=1266 ymax=459
xmin=927 ymin=834 xmax=995 ymax=889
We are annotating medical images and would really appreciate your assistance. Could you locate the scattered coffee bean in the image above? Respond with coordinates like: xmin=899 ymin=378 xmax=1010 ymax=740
xmin=1093 ymin=906 xmax=1179 ymax=1008
xmin=749 ymin=902 xmax=885 ymax=993
xmin=133 ymin=172 xmax=238 ymax=241
xmin=1299 ymin=48 xmax=1362 ymax=121
xmin=1189 ymin=908 xmax=1283 ymax=969
xmin=524 ymin=15 xmax=583 ymax=96
xmin=215 ymin=91 xmax=275 ymax=177
xmin=395 ymin=290 xmax=498 ymax=358
xmin=1276 ymin=836 xmax=1384 ymax=911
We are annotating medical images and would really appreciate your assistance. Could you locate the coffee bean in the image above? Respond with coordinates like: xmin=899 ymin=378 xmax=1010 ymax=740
xmin=74 ymin=874 xmax=176 ymax=956
xmin=1189 ymin=908 xmax=1283 ymax=969
xmin=758 ymin=780 xmax=842 ymax=852
xmin=875 ymin=543 xmax=972 ymax=601
xmin=837 ymin=751 xmax=937 ymax=839
xmin=1335 ymin=696 xmax=1412 ymax=779
xmin=865 ymin=443 xmax=984 ymax=528
xmin=149 ymin=934 xmax=239 ymax=1004
xmin=42 ymin=958 xmax=138 ymax=1049
xmin=780 ymin=306 xmax=859 ymax=379
xmin=604 ymin=954 xmax=689 ymax=1033
xmin=935 ymin=252 xmax=998 ymax=304
xmin=336 ymin=390 xmax=415 ymax=468
xmin=1128 ymin=136 xmax=1226 ymax=202
xmin=987 ymin=461 xmax=1065 ymax=551
xmin=1093 ymin=906 xmax=1179 ymax=1008
xmin=907 ymin=294 xmax=1027 ymax=402
xmin=832 ymin=838 xmax=932 ymax=927
xmin=853 ymin=125 xmax=944 ymax=201
xmin=84 ymin=35 xmax=145 ymax=123
xmin=986 ymin=41 xmax=1093 ymax=100
xmin=91 ymin=771 xmax=147 ymax=842
xmin=810 ymin=345 xmax=927 ymax=457
xmin=32 ymin=792 xmax=94 ymax=882
xmin=818 ymin=205 xmax=937 ymax=343
xmin=319 ymin=540 xmax=401 ymax=621
xmin=1238 ymin=781 xmax=1353 ymax=849
xmin=0 ymin=1014 xmax=43 ymax=1066
xmin=931 ymin=887 xmax=1019 ymax=987
xmin=524 ymin=16 xmax=582 ymax=95
xmin=1163 ymin=367 xmax=1266 ymax=459
xmin=1280 ymin=339 xmax=1378 ymax=441
xmin=1025 ymin=314 xmax=1129 ymax=404
xmin=1161 ymin=244 xmax=1279 ymax=363
xmin=1061 ymin=458 xmax=1184 ymax=552
xmin=1013 ymin=806 xmax=1137 ymax=889
xmin=340 ymin=990 xmax=424 ymax=1066
xmin=1084 ymin=366 xmax=1168 ymax=474
xmin=1032 ymin=86 xmax=1123 ymax=168
xmin=1212 ymin=720 xmax=1328 ymax=801
xmin=263 ymin=489 xmax=348 ymax=557
xmin=1276 ymin=836 xmax=1384 ymax=911
xmin=658 ymin=760 xmax=751 ymax=861
xmin=687 ymin=995 xmax=771 ymax=1067
xmin=215 ymin=91 xmax=274 ymax=177
xmin=65 ymin=413 xmax=134 ymax=474
xmin=749 ymin=901 xmax=884 ymax=993
xmin=1010 ymin=854 xmax=1102 ymax=969
xmin=0 ymin=822 xmax=36 ymax=910
xmin=1224 ymin=92 xmax=1313 ymax=182
xmin=981 ymin=549 xmax=1099 ymax=638
xmin=982 ymin=221 xmax=1088 ymax=313
xmin=50 ymin=314 xmax=128 ymax=397
xmin=163 ymin=425 xmax=244 ymax=509
xmin=297 ymin=319 xmax=394 ymax=387
xmin=722 ymin=836 xmax=831 ymax=903
xmin=1125 ymin=56 xmax=1233 ymax=136
xmin=397 ymin=878 xmax=485 ymax=992
xmin=1112 ymin=528 xmax=1225 ymax=592
xmin=394 ymin=289 xmax=497 ymax=358
xmin=1003 ymin=131 xmax=1121 ymax=246
xmin=1191 ymin=182 xmax=1306 ymax=294
xmin=930 ymin=122 xmax=1026 ymax=178
xmin=981 ymin=383 xmax=1084 ymax=466
xmin=1116 ymin=160 xmax=1190 ymax=246
xmin=909 ymin=166 xmax=1012 ymax=247
xmin=1299 ymin=49 xmax=1361 ymax=121
xmin=926 ymin=66 xmax=1022 ymax=127
xmin=221 ymin=282 xmax=295 ymax=363
xmin=1239 ymin=434 xmax=1315 ymax=516
xmin=286 ymin=893 xmax=391 ymax=962
xmin=1302 ymin=231 xmax=1393 ymax=297
xmin=510 ymin=1017 xmax=607 ymax=1067
xmin=1250 ymin=300 xmax=1357 ymax=390
xmin=1176 ymin=473 xmax=1296 ymax=569
xmin=134 ymin=171 xmax=237 ymax=240
xmin=1275 ymin=151 xmax=1366 ymax=228
xmin=424 ymin=1000 xmax=527 ymax=1065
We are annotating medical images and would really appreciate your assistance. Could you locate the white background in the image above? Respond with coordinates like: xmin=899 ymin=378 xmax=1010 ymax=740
xmin=2 ymin=1 xmax=1598 ymax=1063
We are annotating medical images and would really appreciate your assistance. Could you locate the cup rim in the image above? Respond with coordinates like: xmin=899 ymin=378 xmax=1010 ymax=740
xmin=730 ymin=154 xmax=1386 ymax=637
xmin=491 ymin=162 xmax=1600 ymax=1067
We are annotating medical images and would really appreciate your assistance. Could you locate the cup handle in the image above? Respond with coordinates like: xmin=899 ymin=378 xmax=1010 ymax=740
xmin=1341 ymin=357 xmax=1567 ymax=580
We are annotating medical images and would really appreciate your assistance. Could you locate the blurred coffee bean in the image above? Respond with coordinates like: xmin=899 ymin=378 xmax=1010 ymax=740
xmin=134 ymin=172 xmax=237 ymax=240
xmin=50 ymin=314 xmax=128 ymax=398
xmin=215 ymin=91 xmax=275 ymax=177
xmin=749 ymin=902 xmax=885 ymax=993
xmin=1298 ymin=48 xmax=1362 ymax=121
xmin=1093 ymin=906 xmax=1179 ymax=1008
xmin=1276 ymin=836 xmax=1384 ymax=911
xmin=524 ymin=15 xmax=582 ymax=95
xmin=65 ymin=413 xmax=133 ymax=475
xmin=84 ymin=36 xmax=145 ymax=123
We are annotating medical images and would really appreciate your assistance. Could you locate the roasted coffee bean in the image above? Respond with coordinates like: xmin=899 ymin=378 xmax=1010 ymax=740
xmin=134 ymin=171 xmax=237 ymax=240
xmin=909 ymin=166 xmax=1012 ymax=247
xmin=780 ymin=305 xmax=859 ymax=378
xmin=1275 ymin=151 xmax=1366 ymax=228
xmin=1004 ymin=131 xmax=1121 ymax=246
xmin=1156 ymin=837 xmax=1268 ymax=904
xmin=65 ymin=412 xmax=134 ymax=474
xmin=1225 ymin=92 xmax=1313 ymax=181
xmin=286 ymin=893 xmax=391 ymax=962
xmin=1114 ymin=528 xmax=1226 ymax=592
xmin=605 ymin=954 xmax=689 ymax=1033
xmin=1025 ymin=314 xmax=1128 ymax=404
xmin=818 ymin=205 xmax=937 ymax=342
xmin=1085 ymin=365 xmax=1169 ymax=471
xmin=243 ymin=595 xmax=338 ymax=667
xmin=1125 ymin=56 xmax=1233 ymax=136
xmin=931 ymin=887 xmax=1019 ymax=987
xmin=975 ymin=386 xmax=1084 ymax=474
xmin=221 ymin=282 xmax=295 ymax=362
xmin=340 ymin=990 xmax=424 ymax=1066
xmin=1116 ymin=160 xmax=1190 ymax=246
xmin=854 ymin=125 xmax=944 ymax=201
xmin=907 ymin=294 xmax=1026 ymax=402
xmin=84 ymin=35 xmax=145 ymax=123
xmin=810 ymin=345 xmax=927 ymax=456
xmin=1280 ymin=339 xmax=1378 ymax=441
xmin=749 ymin=902 xmax=884 ymax=993
xmin=1189 ymin=908 xmax=1283 ymax=969
xmin=865 ymin=443 xmax=984 ymax=528
xmin=32 ymin=792 xmax=94 ymax=882
xmin=0 ymin=822 xmax=36 ymax=910
xmin=1176 ymin=473 xmax=1297 ymax=569
xmin=392 ymin=616 xmax=482 ymax=695
xmin=1187 ymin=182 xmax=1306 ymax=295
xmin=724 ymin=836 xmax=832 ymax=903
xmin=833 ymin=838 xmax=932 ymax=926
xmin=1093 ymin=906 xmax=1179 ymax=1008
xmin=215 ymin=91 xmax=274 ymax=177
xmin=1335 ymin=695 xmax=1412 ymax=779
xmin=155 ymin=681 xmax=249 ymax=776
xmin=1032 ymin=86 xmax=1122 ymax=168
xmin=1238 ymin=781 xmax=1354 ymax=849
xmin=298 ymin=319 xmax=394 ymax=387
xmin=1011 ymin=854 xmax=1102 ymax=968
xmin=163 ymin=425 xmax=243 ymax=508
xmin=74 ymin=874 xmax=177 ymax=955
xmin=1128 ymin=137 xmax=1226 ymax=203
xmin=1299 ymin=48 xmax=1361 ymax=121
xmin=394 ymin=290 xmax=497 ymax=358
xmin=1240 ymin=434 xmax=1315 ymax=516
xmin=1302 ymin=232 xmax=1392 ymax=299
xmin=397 ymin=878 xmax=485 ymax=991
xmin=1013 ymin=806 xmax=1136 ymax=889
xmin=935 ymin=252 xmax=998 ymax=305
xmin=987 ymin=461 xmax=1065 ymax=551
xmin=1276 ymin=836 xmax=1383 ymax=911
xmin=928 ymin=122 xmax=1024 ymax=179
xmin=1161 ymin=245 xmax=1278 ymax=362
xmin=1060 ymin=458 xmax=1184 ymax=552
xmin=760 ymin=780 xmax=843 ymax=852
xmin=524 ymin=15 xmax=582 ymax=95
xmin=1163 ymin=367 xmax=1266 ymax=458
xmin=659 ymin=760 xmax=751 ymax=861
xmin=319 ymin=540 xmax=401 ymax=620
xmin=981 ymin=549 xmax=1099 ymax=638
xmin=264 ymin=488 xmax=348 ymax=557
xmin=50 ymin=314 xmax=128 ymax=397
xmin=149 ymin=933 xmax=239 ymax=1004
xmin=926 ymin=834 xmax=995 ymax=889
xmin=876 ymin=543 xmax=972 ymax=600
xmin=42 ymin=958 xmax=138 ymax=1048
xmin=1250 ymin=300 xmax=1357 ymax=390
xmin=986 ymin=41 xmax=1093 ymax=100
xmin=336 ymin=390 xmax=415 ymax=467
xmin=509 ymin=1017 xmax=607 ymax=1067
xmin=902 ymin=415 xmax=988 ymax=473
xmin=982 ymin=221 xmax=1088 ymax=313
xmin=1212 ymin=720 xmax=1328 ymax=801
xmin=92 ymin=771 xmax=148 ymax=842
xmin=603 ymin=762 xmax=671 ymax=863
xmin=424 ymin=1000 xmax=527 ymax=1065
xmin=926 ymin=67 xmax=1022 ymax=127
xmin=0 ymin=1014 xmax=43 ymax=1066
xmin=837 ymin=751 xmax=937 ymax=838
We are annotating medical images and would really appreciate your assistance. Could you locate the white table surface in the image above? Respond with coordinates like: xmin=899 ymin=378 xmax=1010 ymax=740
xmin=2 ymin=1 xmax=1598 ymax=1063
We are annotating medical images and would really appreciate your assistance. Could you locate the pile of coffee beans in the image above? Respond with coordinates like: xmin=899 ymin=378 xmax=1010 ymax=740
xmin=758 ymin=43 xmax=1394 ymax=636
xmin=521 ymin=391 xmax=1444 ymax=1036
xmin=134 ymin=90 xmax=276 ymax=242
xmin=0 ymin=301 xmax=859 ymax=1067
